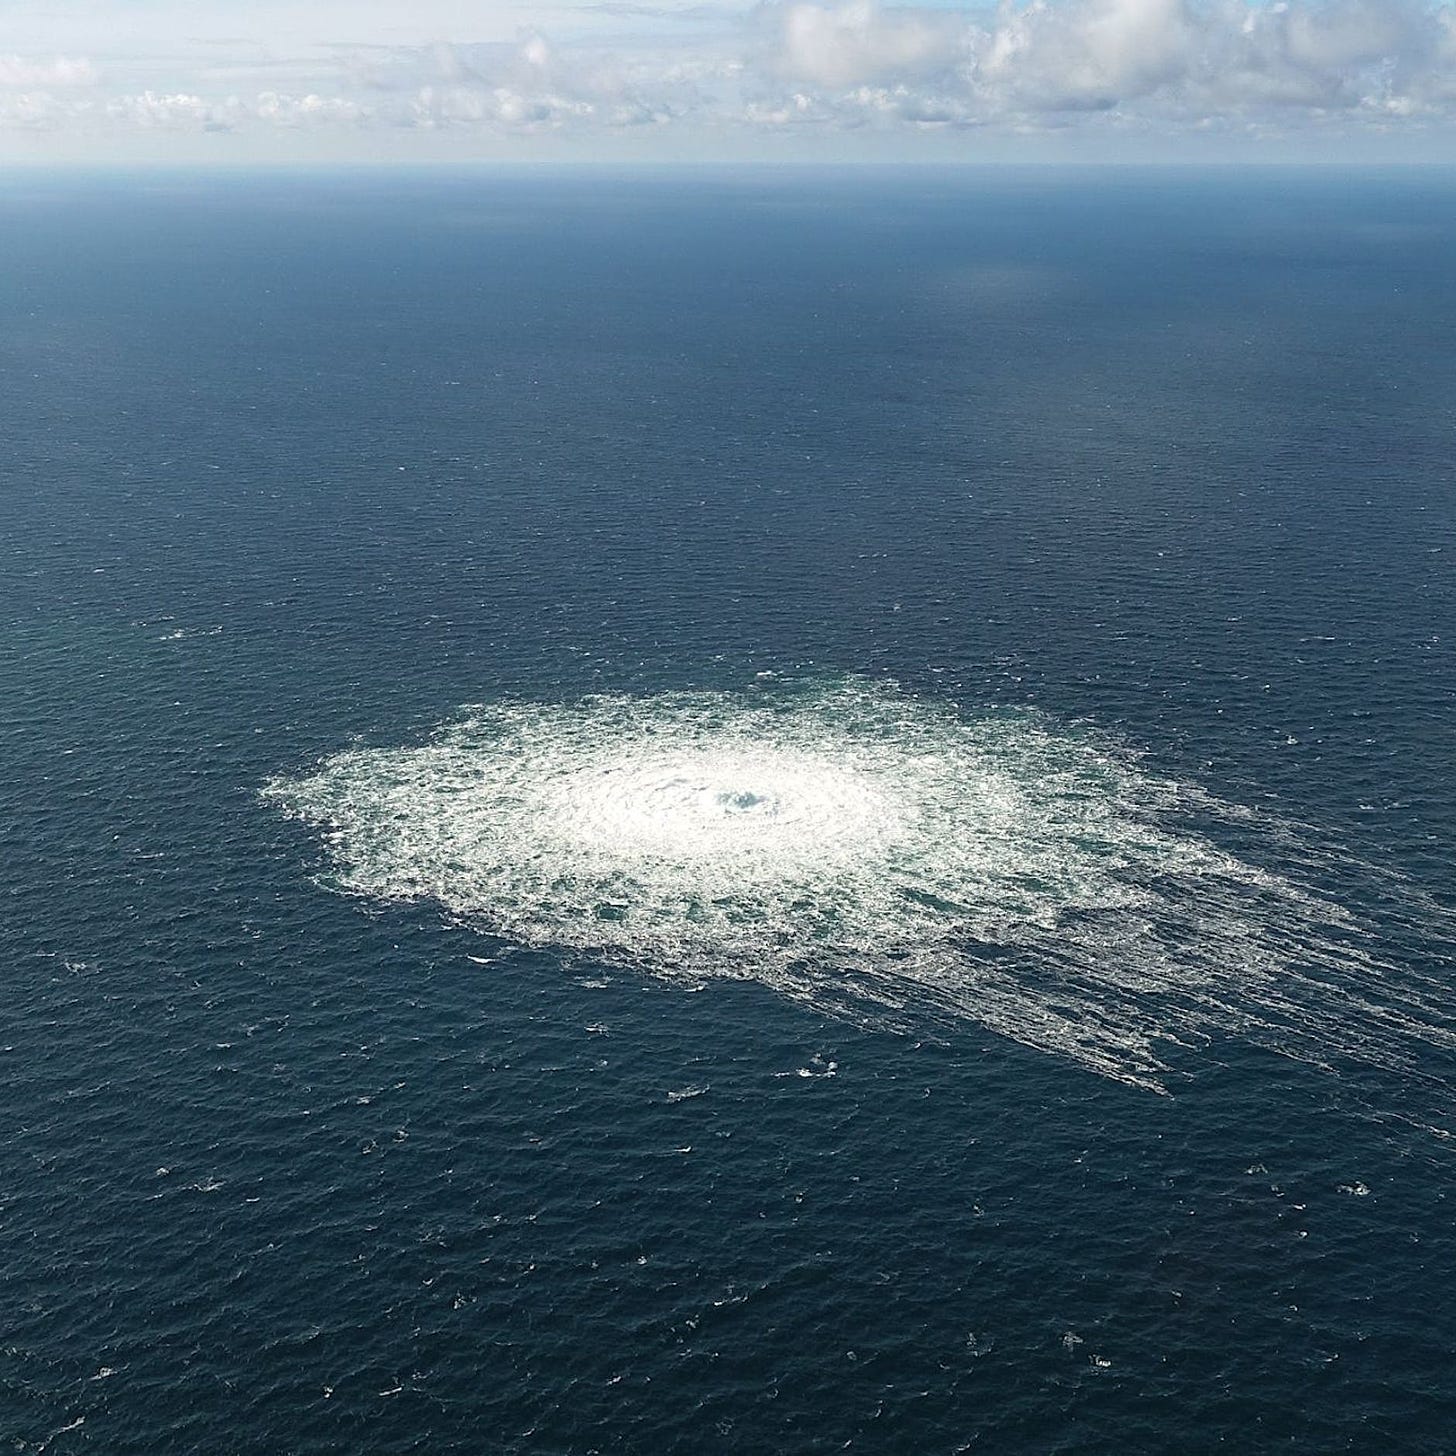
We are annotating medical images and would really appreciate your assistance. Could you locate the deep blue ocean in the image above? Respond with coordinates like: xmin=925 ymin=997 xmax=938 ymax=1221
xmin=3 ymin=168 xmax=1455 ymax=1453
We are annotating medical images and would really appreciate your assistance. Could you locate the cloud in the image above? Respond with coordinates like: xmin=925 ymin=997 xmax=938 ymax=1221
xmin=975 ymin=0 xmax=1199 ymax=112
xmin=403 ymin=31 xmax=719 ymax=130
xmin=4 ymin=1 xmax=1456 ymax=152
xmin=107 ymin=91 xmax=234 ymax=129
xmin=255 ymin=90 xmax=366 ymax=125
xmin=764 ymin=1 xmax=968 ymax=87
xmin=745 ymin=0 xmax=1456 ymax=129
xmin=0 ymin=54 xmax=98 ymax=87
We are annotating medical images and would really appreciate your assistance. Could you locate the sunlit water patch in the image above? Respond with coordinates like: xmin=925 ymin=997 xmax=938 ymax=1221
xmin=263 ymin=679 xmax=1456 ymax=1100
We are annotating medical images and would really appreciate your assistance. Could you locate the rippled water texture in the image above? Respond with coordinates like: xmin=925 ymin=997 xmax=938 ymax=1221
xmin=267 ymin=678 xmax=1456 ymax=1099
xmin=7 ymin=171 xmax=1456 ymax=1454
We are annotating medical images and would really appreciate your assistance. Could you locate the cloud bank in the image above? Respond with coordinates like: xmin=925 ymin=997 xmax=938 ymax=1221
xmin=3 ymin=0 xmax=1456 ymax=158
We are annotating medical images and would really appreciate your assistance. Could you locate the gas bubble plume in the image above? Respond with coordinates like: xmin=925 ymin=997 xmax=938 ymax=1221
xmin=263 ymin=679 xmax=1456 ymax=1098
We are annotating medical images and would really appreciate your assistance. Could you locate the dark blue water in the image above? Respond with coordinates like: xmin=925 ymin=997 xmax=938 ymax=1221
xmin=3 ymin=168 xmax=1455 ymax=1453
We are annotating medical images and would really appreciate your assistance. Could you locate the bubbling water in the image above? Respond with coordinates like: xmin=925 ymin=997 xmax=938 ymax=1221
xmin=539 ymin=742 xmax=906 ymax=875
xmin=263 ymin=677 xmax=1456 ymax=1099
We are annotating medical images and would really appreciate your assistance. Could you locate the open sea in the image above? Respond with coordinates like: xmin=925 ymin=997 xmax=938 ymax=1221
xmin=3 ymin=167 xmax=1455 ymax=1453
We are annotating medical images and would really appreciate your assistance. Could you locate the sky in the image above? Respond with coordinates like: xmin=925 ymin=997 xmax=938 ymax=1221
xmin=3 ymin=0 xmax=1456 ymax=164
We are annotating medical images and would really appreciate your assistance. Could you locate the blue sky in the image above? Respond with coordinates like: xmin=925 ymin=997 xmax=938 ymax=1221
xmin=3 ymin=1 xmax=1456 ymax=163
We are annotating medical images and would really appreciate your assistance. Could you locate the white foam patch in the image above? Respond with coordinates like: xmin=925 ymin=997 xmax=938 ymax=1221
xmin=263 ymin=678 xmax=1456 ymax=1098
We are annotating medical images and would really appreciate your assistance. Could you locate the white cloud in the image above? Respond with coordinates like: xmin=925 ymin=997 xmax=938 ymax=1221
xmin=255 ymin=91 xmax=365 ymax=126
xmin=0 ymin=91 xmax=72 ymax=127
xmin=975 ymin=0 xmax=1198 ymax=111
xmin=106 ymin=91 xmax=238 ymax=129
xmin=748 ymin=0 xmax=1456 ymax=129
xmin=3 ymin=1 xmax=1456 ymax=155
xmin=767 ymin=1 xmax=967 ymax=86
xmin=0 ymin=53 xmax=98 ymax=87
xmin=396 ymin=32 xmax=707 ymax=131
